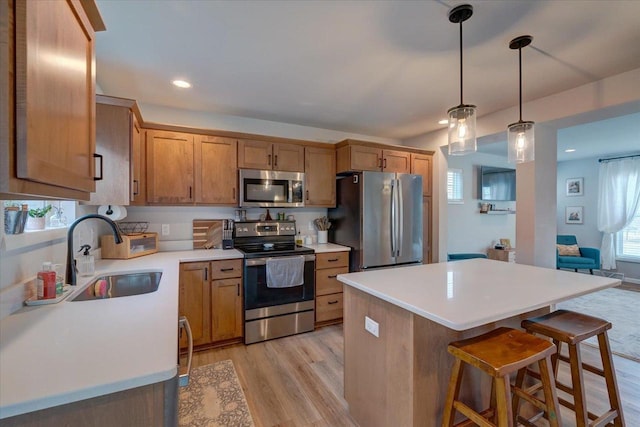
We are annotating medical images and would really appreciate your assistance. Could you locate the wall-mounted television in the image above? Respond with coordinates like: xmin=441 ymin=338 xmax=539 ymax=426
xmin=480 ymin=166 xmax=516 ymax=201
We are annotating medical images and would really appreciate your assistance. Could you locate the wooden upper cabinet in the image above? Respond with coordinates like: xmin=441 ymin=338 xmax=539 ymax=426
xmin=130 ymin=116 xmax=146 ymax=205
xmin=195 ymin=135 xmax=238 ymax=205
xmin=273 ymin=142 xmax=304 ymax=172
xmin=411 ymin=153 xmax=433 ymax=197
xmin=146 ymin=130 xmax=194 ymax=204
xmin=382 ymin=149 xmax=410 ymax=174
xmin=305 ymin=146 xmax=336 ymax=207
xmin=1 ymin=0 xmax=103 ymax=200
xmin=238 ymin=139 xmax=304 ymax=172
xmin=179 ymin=262 xmax=211 ymax=349
xmin=337 ymin=145 xmax=382 ymax=173
xmin=237 ymin=139 xmax=272 ymax=170
xmin=87 ymin=95 xmax=142 ymax=206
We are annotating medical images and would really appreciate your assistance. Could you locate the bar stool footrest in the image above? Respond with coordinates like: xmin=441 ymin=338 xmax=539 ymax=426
xmin=513 ymin=387 xmax=548 ymax=413
xmin=592 ymin=409 xmax=619 ymax=427
xmin=453 ymin=401 xmax=495 ymax=427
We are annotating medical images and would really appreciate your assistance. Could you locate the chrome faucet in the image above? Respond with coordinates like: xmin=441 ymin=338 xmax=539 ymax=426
xmin=66 ymin=214 xmax=123 ymax=286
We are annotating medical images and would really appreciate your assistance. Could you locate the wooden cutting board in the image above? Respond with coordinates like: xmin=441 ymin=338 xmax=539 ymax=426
xmin=193 ymin=219 xmax=223 ymax=249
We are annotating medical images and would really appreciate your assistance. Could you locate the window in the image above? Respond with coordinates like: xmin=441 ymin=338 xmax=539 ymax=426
xmin=447 ymin=168 xmax=463 ymax=204
xmin=617 ymin=210 xmax=640 ymax=261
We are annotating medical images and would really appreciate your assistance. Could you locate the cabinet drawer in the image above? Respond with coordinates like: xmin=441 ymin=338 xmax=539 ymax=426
xmin=316 ymin=267 xmax=347 ymax=296
xmin=210 ymin=259 xmax=243 ymax=279
xmin=316 ymin=251 xmax=349 ymax=269
xmin=316 ymin=293 xmax=343 ymax=323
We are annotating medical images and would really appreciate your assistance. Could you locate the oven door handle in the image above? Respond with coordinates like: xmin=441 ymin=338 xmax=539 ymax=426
xmin=245 ymin=254 xmax=316 ymax=266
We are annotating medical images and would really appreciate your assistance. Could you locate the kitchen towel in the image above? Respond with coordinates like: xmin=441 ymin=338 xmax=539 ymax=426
xmin=266 ymin=256 xmax=305 ymax=288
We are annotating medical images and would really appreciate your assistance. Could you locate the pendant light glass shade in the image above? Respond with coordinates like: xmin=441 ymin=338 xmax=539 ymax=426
xmin=507 ymin=120 xmax=534 ymax=164
xmin=448 ymin=105 xmax=477 ymax=155
xmin=508 ymin=35 xmax=534 ymax=164
xmin=447 ymin=4 xmax=476 ymax=156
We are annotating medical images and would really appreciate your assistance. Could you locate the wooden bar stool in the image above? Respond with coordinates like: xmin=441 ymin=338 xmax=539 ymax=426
xmin=442 ymin=327 xmax=561 ymax=427
xmin=519 ymin=309 xmax=624 ymax=427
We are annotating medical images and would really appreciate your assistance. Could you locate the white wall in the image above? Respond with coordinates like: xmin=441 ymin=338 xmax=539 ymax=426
xmin=124 ymin=206 xmax=329 ymax=252
xmin=446 ymin=151 xmax=516 ymax=254
xmin=557 ymin=157 xmax=640 ymax=283
xmin=140 ymin=103 xmax=399 ymax=145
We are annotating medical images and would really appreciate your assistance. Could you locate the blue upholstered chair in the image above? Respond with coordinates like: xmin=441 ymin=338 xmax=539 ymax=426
xmin=447 ymin=253 xmax=488 ymax=261
xmin=556 ymin=235 xmax=600 ymax=274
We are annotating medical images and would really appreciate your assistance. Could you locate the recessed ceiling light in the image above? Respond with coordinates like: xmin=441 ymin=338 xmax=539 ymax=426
xmin=438 ymin=119 xmax=449 ymax=125
xmin=172 ymin=79 xmax=191 ymax=88
xmin=565 ymin=149 xmax=576 ymax=153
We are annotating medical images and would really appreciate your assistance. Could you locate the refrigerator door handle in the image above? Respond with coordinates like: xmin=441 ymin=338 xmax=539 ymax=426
xmin=396 ymin=178 xmax=404 ymax=257
xmin=390 ymin=179 xmax=396 ymax=257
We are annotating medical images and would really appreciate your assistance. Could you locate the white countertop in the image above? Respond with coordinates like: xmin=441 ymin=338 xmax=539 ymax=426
xmin=337 ymin=258 xmax=620 ymax=331
xmin=0 ymin=248 xmax=243 ymax=419
xmin=301 ymin=243 xmax=351 ymax=253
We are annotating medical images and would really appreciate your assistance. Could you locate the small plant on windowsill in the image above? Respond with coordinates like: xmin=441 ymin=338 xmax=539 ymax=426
xmin=26 ymin=205 xmax=52 ymax=231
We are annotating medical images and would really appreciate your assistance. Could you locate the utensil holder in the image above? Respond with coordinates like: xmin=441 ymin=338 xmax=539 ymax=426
xmin=317 ymin=230 xmax=328 ymax=244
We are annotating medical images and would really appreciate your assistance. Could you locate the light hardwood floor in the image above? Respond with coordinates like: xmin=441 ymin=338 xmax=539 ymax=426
xmin=190 ymin=325 xmax=639 ymax=426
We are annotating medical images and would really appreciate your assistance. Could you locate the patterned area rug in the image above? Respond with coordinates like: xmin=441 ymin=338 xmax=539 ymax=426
xmin=179 ymin=359 xmax=255 ymax=427
xmin=557 ymin=287 xmax=640 ymax=362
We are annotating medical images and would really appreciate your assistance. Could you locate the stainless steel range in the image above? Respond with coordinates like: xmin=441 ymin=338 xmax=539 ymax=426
xmin=234 ymin=220 xmax=315 ymax=344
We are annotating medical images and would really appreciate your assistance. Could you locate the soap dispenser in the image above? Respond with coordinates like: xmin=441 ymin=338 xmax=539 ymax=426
xmin=77 ymin=244 xmax=95 ymax=277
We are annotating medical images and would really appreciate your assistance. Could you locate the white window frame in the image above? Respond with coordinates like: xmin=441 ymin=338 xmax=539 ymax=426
xmin=616 ymin=210 xmax=640 ymax=263
xmin=447 ymin=168 xmax=464 ymax=204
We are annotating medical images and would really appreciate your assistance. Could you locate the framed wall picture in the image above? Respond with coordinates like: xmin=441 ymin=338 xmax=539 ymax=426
xmin=566 ymin=177 xmax=583 ymax=196
xmin=565 ymin=206 xmax=583 ymax=224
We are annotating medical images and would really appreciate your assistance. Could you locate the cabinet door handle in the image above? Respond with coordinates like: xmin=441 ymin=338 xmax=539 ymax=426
xmin=133 ymin=179 xmax=139 ymax=196
xmin=237 ymin=283 xmax=240 ymax=297
xmin=328 ymin=300 xmax=339 ymax=305
xmin=93 ymin=153 xmax=103 ymax=181
xmin=328 ymin=274 xmax=338 ymax=279
xmin=327 ymin=258 xmax=339 ymax=262
xmin=306 ymin=190 xmax=309 ymax=201
xmin=189 ymin=186 xmax=192 ymax=199
xmin=268 ymin=154 xmax=272 ymax=166
xmin=378 ymin=157 xmax=382 ymax=169
xmin=204 ymin=268 xmax=208 ymax=281
xmin=220 ymin=267 xmax=235 ymax=272
xmin=383 ymin=158 xmax=387 ymax=169
xmin=274 ymin=155 xmax=278 ymax=167
xmin=232 ymin=187 xmax=236 ymax=199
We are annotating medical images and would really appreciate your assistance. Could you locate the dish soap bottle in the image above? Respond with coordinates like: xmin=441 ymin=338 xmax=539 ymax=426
xmin=77 ymin=244 xmax=95 ymax=277
xmin=37 ymin=262 xmax=56 ymax=300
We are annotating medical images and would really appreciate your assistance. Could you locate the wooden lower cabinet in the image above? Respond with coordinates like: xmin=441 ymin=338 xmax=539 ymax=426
xmin=179 ymin=259 xmax=243 ymax=350
xmin=179 ymin=262 xmax=210 ymax=347
xmin=315 ymin=251 xmax=349 ymax=326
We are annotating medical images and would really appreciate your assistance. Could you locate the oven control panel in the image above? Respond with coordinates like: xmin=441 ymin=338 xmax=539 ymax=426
xmin=235 ymin=220 xmax=296 ymax=237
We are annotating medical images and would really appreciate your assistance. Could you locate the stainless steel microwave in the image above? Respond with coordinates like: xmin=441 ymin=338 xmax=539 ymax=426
xmin=239 ymin=169 xmax=305 ymax=208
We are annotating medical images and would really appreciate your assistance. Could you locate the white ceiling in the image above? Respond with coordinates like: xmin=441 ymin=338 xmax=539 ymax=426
xmin=95 ymin=0 xmax=640 ymax=141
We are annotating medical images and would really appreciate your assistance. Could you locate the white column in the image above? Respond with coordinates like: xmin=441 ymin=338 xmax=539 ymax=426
xmin=516 ymin=125 xmax=557 ymax=268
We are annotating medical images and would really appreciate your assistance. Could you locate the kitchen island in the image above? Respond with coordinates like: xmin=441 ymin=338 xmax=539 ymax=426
xmin=337 ymin=258 xmax=620 ymax=426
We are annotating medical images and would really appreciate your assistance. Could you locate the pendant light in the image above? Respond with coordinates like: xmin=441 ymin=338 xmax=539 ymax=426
xmin=507 ymin=35 xmax=535 ymax=163
xmin=447 ymin=4 xmax=477 ymax=156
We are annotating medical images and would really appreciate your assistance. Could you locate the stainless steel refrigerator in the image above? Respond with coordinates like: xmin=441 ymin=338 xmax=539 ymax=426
xmin=328 ymin=171 xmax=423 ymax=271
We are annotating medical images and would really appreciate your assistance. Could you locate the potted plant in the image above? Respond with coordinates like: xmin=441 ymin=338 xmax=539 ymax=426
xmin=25 ymin=205 xmax=52 ymax=230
